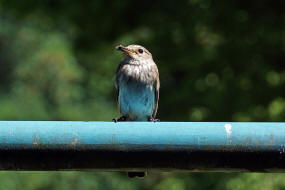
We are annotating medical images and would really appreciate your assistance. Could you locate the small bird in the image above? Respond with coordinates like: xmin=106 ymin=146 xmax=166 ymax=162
xmin=114 ymin=44 xmax=160 ymax=178
xmin=114 ymin=44 xmax=160 ymax=122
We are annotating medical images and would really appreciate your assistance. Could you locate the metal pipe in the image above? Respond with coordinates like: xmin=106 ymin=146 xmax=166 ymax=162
xmin=0 ymin=121 xmax=285 ymax=172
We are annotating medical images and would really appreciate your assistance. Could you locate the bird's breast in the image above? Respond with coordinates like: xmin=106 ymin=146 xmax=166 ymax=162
xmin=116 ymin=60 xmax=158 ymax=121
xmin=119 ymin=62 xmax=157 ymax=85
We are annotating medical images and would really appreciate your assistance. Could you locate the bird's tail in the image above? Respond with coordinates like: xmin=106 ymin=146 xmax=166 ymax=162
xmin=127 ymin=171 xmax=147 ymax=178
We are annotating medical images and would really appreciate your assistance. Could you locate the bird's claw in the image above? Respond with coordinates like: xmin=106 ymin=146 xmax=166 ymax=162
xmin=148 ymin=118 xmax=160 ymax=122
xmin=112 ymin=116 xmax=128 ymax=122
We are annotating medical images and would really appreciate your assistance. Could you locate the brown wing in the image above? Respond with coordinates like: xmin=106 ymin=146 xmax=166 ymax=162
xmin=115 ymin=62 xmax=123 ymax=105
xmin=115 ymin=61 xmax=129 ymax=115
xmin=152 ymin=68 xmax=160 ymax=118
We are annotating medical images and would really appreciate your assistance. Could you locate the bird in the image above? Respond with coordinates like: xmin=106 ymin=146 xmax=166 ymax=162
xmin=114 ymin=44 xmax=160 ymax=178
xmin=114 ymin=44 xmax=160 ymax=122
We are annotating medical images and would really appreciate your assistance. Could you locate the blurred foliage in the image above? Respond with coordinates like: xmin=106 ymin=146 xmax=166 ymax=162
xmin=0 ymin=0 xmax=285 ymax=189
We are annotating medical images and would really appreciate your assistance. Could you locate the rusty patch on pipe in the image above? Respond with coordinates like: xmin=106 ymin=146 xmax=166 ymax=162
xmin=70 ymin=138 xmax=79 ymax=146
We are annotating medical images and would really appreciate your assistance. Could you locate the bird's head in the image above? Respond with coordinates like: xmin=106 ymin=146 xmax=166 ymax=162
xmin=116 ymin=44 xmax=153 ymax=61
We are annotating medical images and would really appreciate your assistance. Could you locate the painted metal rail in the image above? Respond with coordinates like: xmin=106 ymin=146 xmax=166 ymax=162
xmin=0 ymin=121 xmax=285 ymax=172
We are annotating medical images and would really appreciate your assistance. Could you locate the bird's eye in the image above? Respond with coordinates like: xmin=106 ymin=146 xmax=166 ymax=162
xmin=138 ymin=49 xmax=144 ymax=54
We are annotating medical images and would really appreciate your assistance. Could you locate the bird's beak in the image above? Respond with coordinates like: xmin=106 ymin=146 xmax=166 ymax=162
xmin=116 ymin=45 xmax=135 ymax=56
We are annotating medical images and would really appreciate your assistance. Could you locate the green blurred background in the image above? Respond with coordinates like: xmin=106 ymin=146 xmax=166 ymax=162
xmin=0 ymin=0 xmax=285 ymax=189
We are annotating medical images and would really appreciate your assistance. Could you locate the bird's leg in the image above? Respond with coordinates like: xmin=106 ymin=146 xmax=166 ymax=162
xmin=148 ymin=117 xmax=160 ymax=122
xmin=112 ymin=115 xmax=128 ymax=122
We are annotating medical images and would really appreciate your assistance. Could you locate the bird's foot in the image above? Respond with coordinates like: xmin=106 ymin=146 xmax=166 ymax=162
xmin=112 ymin=116 xmax=128 ymax=122
xmin=148 ymin=118 xmax=160 ymax=122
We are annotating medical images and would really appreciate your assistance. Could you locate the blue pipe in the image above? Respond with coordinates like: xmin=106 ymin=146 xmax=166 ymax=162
xmin=0 ymin=121 xmax=284 ymax=172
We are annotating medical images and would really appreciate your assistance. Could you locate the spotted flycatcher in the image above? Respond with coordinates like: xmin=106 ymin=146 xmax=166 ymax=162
xmin=114 ymin=44 xmax=160 ymax=122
